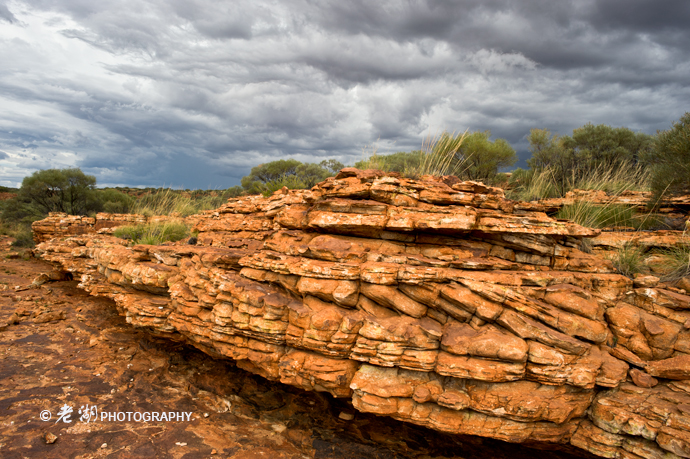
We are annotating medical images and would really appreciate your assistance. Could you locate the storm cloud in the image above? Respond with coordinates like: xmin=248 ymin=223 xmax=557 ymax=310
xmin=0 ymin=0 xmax=688 ymax=188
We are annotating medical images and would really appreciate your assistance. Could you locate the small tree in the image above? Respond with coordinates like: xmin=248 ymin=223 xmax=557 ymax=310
xmin=240 ymin=159 xmax=336 ymax=195
xmin=241 ymin=159 xmax=302 ymax=194
xmin=19 ymin=168 xmax=96 ymax=215
xmin=647 ymin=112 xmax=690 ymax=205
xmin=526 ymin=124 xmax=653 ymax=197
xmin=454 ymin=131 xmax=516 ymax=183
xmin=354 ymin=151 xmax=422 ymax=174
xmin=568 ymin=123 xmax=653 ymax=170
xmin=93 ymin=189 xmax=135 ymax=214
xmin=319 ymin=159 xmax=345 ymax=175
xmin=527 ymin=128 xmax=577 ymax=196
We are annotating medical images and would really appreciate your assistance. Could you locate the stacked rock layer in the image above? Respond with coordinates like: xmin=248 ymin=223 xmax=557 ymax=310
xmin=34 ymin=169 xmax=690 ymax=458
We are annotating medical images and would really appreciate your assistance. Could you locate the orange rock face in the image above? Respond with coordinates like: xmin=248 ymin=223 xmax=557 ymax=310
xmin=34 ymin=169 xmax=690 ymax=458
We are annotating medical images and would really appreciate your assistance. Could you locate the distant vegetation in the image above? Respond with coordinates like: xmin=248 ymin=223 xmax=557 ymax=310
xmin=1 ymin=113 xmax=688 ymax=252
xmin=355 ymin=130 xmax=515 ymax=184
xmin=507 ymin=123 xmax=654 ymax=201
xmin=647 ymin=112 xmax=690 ymax=206
xmin=241 ymin=159 xmax=343 ymax=196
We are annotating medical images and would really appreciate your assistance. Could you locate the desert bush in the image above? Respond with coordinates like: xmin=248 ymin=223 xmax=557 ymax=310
xmin=526 ymin=125 xmax=653 ymax=197
xmin=222 ymin=186 xmax=244 ymax=199
xmin=132 ymin=189 xmax=199 ymax=217
xmin=508 ymin=161 xmax=650 ymax=202
xmin=0 ymin=222 xmax=34 ymax=247
xmin=659 ymin=242 xmax=690 ymax=282
xmin=452 ymin=130 xmax=516 ymax=183
xmin=19 ymin=168 xmax=97 ymax=215
xmin=611 ymin=243 xmax=645 ymax=278
xmin=355 ymin=130 xmax=512 ymax=182
xmin=507 ymin=168 xmax=561 ymax=201
xmin=241 ymin=159 xmax=339 ymax=195
xmin=258 ymin=175 xmax=309 ymax=197
xmin=93 ymin=189 xmax=136 ymax=214
xmin=113 ymin=221 xmax=189 ymax=245
xmin=355 ymin=150 xmax=422 ymax=174
xmin=646 ymin=112 xmax=690 ymax=206
xmin=555 ymin=202 xmax=638 ymax=229
xmin=413 ymin=130 xmax=468 ymax=178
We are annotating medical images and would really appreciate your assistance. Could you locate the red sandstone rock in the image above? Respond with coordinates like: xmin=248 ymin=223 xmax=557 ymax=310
xmin=32 ymin=169 xmax=690 ymax=459
xmin=630 ymin=368 xmax=658 ymax=388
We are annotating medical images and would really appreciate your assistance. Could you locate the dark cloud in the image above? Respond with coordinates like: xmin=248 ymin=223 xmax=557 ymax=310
xmin=0 ymin=0 xmax=688 ymax=188
xmin=0 ymin=2 xmax=15 ymax=23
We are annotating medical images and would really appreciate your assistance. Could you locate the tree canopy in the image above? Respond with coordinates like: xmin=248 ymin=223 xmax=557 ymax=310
xmin=454 ymin=131 xmax=516 ymax=183
xmin=526 ymin=124 xmax=654 ymax=196
xmin=240 ymin=159 xmax=343 ymax=195
xmin=647 ymin=112 xmax=690 ymax=204
xmin=20 ymin=168 xmax=97 ymax=215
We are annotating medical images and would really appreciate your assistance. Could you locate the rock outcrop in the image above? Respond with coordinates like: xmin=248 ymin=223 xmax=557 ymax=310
xmin=34 ymin=169 xmax=690 ymax=458
xmin=522 ymin=189 xmax=690 ymax=215
xmin=32 ymin=212 xmax=200 ymax=244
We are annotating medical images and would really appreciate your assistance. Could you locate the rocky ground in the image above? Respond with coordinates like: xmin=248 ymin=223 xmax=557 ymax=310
xmin=0 ymin=235 xmax=593 ymax=459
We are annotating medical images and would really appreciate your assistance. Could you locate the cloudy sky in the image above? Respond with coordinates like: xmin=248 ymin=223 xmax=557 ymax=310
xmin=0 ymin=0 xmax=689 ymax=189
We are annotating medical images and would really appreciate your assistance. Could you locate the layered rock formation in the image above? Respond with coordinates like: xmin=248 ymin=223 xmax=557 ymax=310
xmin=34 ymin=169 xmax=690 ymax=458
xmin=524 ymin=189 xmax=690 ymax=215
xmin=32 ymin=212 xmax=200 ymax=244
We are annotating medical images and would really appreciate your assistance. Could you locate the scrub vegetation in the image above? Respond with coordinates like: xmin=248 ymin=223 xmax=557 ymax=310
xmin=1 ymin=113 xmax=688 ymax=253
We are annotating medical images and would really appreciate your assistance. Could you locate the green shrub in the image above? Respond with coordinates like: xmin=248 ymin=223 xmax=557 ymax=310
xmin=414 ymin=131 xmax=468 ymax=178
xmin=526 ymin=126 xmax=652 ymax=197
xmin=555 ymin=202 xmax=638 ymax=229
xmin=132 ymin=189 xmax=200 ymax=217
xmin=647 ymin=112 xmax=690 ymax=206
xmin=0 ymin=223 xmax=35 ymax=247
xmin=659 ymin=242 xmax=690 ymax=282
xmin=611 ymin=243 xmax=645 ymax=278
xmin=507 ymin=161 xmax=649 ymax=202
xmin=241 ymin=159 xmax=338 ymax=195
xmin=507 ymin=168 xmax=561 ymax=201
xmin=451 ymin=130 xmax=516 ymax=183
xmin=355 ymin=130 xmax=513 ymax=183
xmin=113 ymin=221 xmax=190 ymax=245
xmin=355 ymin=150 xmax=422 ymax=173
xmin=19 ymin=167 xmax=97 ymax=215
xmin=259 ymin=175 xmax=309 ymax=197
xmin=94 ymin=189 xmax=135 ymax=214
xmin=222 ymin=186 xmax=244 ymax=199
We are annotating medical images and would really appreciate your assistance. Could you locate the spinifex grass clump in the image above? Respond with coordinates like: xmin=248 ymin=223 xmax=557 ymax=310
xmin=507 ymin=168 xmax=561 ymax=201
xmin=659 ymin=242 xmax=690 ymax=282
xmin=612 ymin=242 xmax=646 ymax=278
xmin=508 ymin=161 xmax=651 ymax=202
xmin=355 ymin=131 xmax=469 ymax=179
xmin=556 ymin=202 xmax=638 ymax=230
xmin=113 ymin=221 xmax=189 ymax=245
xmin=555 ymin=201 xmax=665 ymax=231
xmin=131 ymin=188 xmax=235 ymax=217
xmin=413 ymin=130 xmax=468 ymax=177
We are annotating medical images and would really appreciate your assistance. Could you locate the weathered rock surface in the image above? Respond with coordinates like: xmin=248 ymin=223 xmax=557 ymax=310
xmin=32 ymin=212 xmax=201 ymax=244
xmin=523 ymin=189 xmax=690 ymax=215
xmin=33 ymin=169 xmax=690 ymax=458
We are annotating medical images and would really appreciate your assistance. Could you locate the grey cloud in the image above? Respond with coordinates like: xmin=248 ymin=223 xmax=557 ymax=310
xmin=0 ymin=0 xmax=688 ymax=188
xmin=0 ymin=2 xmax=16 ymax=23
xmin=0 ymin=150 xmax=8 ymax=159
